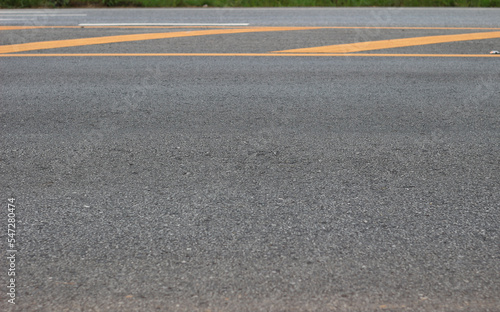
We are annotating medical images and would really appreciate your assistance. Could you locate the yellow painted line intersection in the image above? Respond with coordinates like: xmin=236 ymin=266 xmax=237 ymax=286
xmin=275 ymin=31 xmax=500 ymax=54
xmin=0 ymin=27 xmax=322 ymax=54
xmin=1 ymin=53 xmax=499 ymax=58
xmin=0 ymin=26 xmax=499 ymax=57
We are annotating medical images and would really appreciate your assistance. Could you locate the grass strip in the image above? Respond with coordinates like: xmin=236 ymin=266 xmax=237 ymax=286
xmin=1 ymin=0 xmax=500 ymax=8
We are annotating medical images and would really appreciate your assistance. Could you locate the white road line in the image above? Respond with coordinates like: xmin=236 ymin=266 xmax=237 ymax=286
xmin=0 ymin=11 xmax=85 ymax=14
xmin=0 ymin=14 xmax=87 ymax=17
xmin=78 ymin=23 xmax=250 ymax=27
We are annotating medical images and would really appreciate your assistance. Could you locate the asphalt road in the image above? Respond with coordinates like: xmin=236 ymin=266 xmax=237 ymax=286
xmin=1 ymin=7 xmax=500 ymax=27
xmin=1 ymin=8 xmax=499 ymax=312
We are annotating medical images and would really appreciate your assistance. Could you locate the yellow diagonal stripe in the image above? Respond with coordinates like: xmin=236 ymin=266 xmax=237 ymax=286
xmin=0 ymin=27 xmax=320 ymax=54
xmin=0 ymin=53 xmax=499 ymax=58
xmin=275 ymin=31 xmax=500 ymax=53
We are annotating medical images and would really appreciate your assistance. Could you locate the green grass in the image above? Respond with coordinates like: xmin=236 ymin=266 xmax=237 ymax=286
xmin=1 ymin=0 xmax=499 ymax=8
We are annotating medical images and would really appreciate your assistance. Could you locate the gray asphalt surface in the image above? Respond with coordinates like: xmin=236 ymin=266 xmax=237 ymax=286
xmin=1 ymin=8 xmax=500 ymax=312
xmin=1 ymin=7 xmax=500 ymax=27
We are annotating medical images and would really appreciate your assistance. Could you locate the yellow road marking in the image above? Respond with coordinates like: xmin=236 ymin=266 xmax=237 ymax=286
xmin=0 ymin=27 xmax=321 ymax=54
xmin=2 ymin=26 xmax=500 ymax=56
xmin=275 ymin=31 xmax=500 ymax=53
xmin=326 ymin=27 xmax=500 ymax=30
xmin=0 ymin=26 xmax=59 ymax=30
xmin=1 ymin=53 xmax=499 ymax=58
xmin=2 ymin=26 xmax=500 ymax=30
